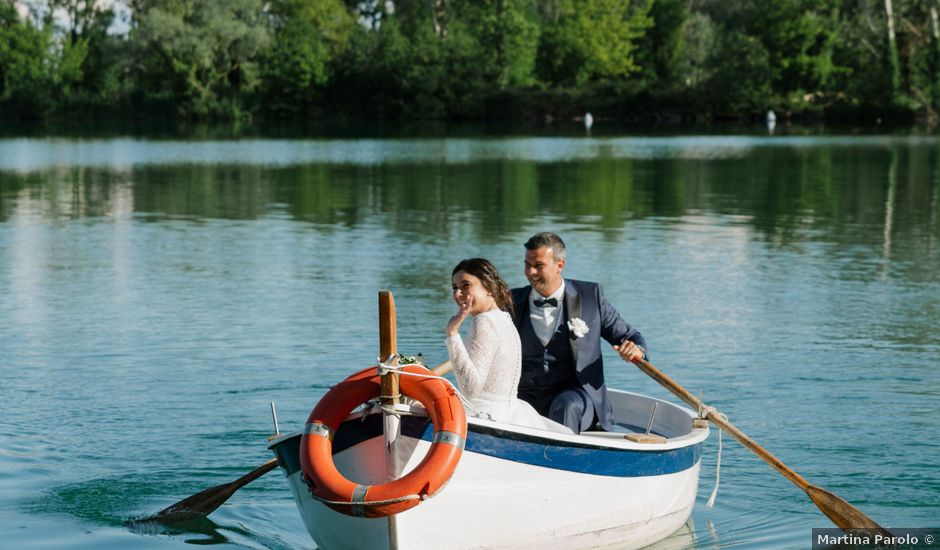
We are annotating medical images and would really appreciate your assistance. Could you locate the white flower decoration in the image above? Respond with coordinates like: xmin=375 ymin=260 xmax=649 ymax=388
xmin=567 ymin=318 xmax=589 ymax=339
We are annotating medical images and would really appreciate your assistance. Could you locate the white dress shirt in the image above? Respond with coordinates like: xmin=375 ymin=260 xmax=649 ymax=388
xmin=529 ymin=281 xmax=566 ymax=347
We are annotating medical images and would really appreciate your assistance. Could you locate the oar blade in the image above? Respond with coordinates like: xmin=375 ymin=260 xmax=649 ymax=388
xmin=138 ymin=458 xmax=279 ymax=524
xmin=806 ymin=485 xmax=891 ymax=536
xmin=149 ymin=482 xmax=239 ymax=523
xmin=630 ymin=357 xmax=891 ymax=535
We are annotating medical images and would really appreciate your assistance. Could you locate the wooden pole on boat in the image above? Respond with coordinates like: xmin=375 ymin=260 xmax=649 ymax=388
xmin=378 ymin=290 xmax=401 ymax=549
xmin=630 ymin=356 xmax=891 ymax=536
xmin=378 ymin=290 xmax=399 ymax=406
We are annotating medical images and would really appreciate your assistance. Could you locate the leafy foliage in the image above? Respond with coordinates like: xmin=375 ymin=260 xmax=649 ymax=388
xmin=130 ymin=0 xmax=271 ymax=118
xmin=0 ymin=2 xmax=88 ymax=118
xmin=2 ymin=0 xmax=940 ymax=122
xmin=536 ymin=0 xmax=653 ymax=85
xmin=259 ymin=0 xmax=354 ymax=113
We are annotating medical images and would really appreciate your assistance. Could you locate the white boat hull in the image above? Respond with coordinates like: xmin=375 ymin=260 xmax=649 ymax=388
xmin=271 ymin=389 xmax=708 ymax=550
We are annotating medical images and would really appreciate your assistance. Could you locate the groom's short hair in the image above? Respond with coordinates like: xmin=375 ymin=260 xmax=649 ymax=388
xmin=524 ymin=232 xmax=567 ymax=261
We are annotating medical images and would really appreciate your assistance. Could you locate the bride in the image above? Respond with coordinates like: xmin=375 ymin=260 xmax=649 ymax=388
xmin=445 ymin=258 xmax=572 ymax=434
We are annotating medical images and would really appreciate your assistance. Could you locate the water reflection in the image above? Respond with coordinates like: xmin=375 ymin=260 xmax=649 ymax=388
xmin=1 ymin=142 xmax=937 ymax=280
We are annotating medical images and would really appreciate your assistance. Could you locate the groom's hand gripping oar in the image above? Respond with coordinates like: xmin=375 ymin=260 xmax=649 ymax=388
xmin=137 ymin=458 xmax=279 ymax=523
xmin=629 ymin=356 xmax=890 ymax=536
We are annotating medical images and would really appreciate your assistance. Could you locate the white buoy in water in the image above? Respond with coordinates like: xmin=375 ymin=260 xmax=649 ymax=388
xmin=766 ymin=110 xmax=777 ymax=133
xmin=584 ymin=112 xmax=593 ymax=130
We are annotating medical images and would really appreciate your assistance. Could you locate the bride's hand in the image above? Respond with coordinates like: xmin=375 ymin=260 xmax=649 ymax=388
xmin=446 ymin=296 xmax=472 ymax=336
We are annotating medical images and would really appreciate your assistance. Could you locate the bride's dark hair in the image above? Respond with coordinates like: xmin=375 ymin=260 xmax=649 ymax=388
xmin=452 ymin=258 xmax=514 ymax=315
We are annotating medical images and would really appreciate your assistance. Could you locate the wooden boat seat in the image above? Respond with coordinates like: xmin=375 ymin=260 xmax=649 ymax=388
xmin=581 ymin=430 xmax=668 ymax=443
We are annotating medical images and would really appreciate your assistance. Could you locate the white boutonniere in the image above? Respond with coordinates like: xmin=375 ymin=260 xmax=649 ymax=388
xmin=567 ymin=318 xmax=589 ymax=339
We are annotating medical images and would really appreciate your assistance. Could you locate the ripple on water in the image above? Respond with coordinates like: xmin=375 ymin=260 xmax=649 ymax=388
xmin=25 ymin=476 xmax=163 ymax=527
xmin=691 ymin=503 xmax=808 ymax=549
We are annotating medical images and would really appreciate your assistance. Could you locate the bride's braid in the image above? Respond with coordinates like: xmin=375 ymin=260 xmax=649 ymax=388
xmin=452 ymin=258 xmax=515 ymax=316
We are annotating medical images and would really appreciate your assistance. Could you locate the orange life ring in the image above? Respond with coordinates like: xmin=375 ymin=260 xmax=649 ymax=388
xmin=299 ymin=364 xmax=467 ymax=518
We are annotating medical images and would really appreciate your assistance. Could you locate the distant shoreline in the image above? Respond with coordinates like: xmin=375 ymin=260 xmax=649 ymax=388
xmin=0 ymin=100 xmax=929 ymax=139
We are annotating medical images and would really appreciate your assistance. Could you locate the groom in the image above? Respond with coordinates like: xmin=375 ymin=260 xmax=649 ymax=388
xmin=511 ymin=232 xmax=647 ymax=434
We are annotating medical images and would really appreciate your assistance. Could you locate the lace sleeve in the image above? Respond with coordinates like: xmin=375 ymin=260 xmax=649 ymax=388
xmin=445 ymin=314 xmax=500 ymax=399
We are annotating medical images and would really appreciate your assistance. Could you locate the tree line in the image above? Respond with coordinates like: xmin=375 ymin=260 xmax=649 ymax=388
xmin=1 ymin=0 xmax=938 ymax=124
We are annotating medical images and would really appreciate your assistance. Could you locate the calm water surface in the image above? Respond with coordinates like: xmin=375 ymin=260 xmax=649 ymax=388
xmin=1 ymin=134 xmax=938 ymax=549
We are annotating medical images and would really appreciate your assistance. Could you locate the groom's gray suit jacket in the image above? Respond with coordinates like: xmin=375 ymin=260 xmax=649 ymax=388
xmin=511 ymin=279 xmax=647 ymax=431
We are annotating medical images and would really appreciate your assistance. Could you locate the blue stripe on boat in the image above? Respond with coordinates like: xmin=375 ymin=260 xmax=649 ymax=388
xmin=453 ymin=423 xmax=701 ymax=477
xmin=271 ymin=414 xmax=700 ymax=478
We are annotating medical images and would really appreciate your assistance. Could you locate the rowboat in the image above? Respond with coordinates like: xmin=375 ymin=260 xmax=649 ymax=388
xmin=268 ymin=378 xmax=709 ymax=549
xmin=149 ymin=290 xmax=889 ymax=544
xmin=266 ymin=291 xmax=709 ymax=549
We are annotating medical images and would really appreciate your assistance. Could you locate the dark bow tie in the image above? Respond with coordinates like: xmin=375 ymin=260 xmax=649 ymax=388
xmin=533 ymin=297 xmax=558 ymax=308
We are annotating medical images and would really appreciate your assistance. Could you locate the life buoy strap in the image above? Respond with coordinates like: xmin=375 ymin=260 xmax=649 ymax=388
xmin=303 ymin=422 xmax=333 ymax=440
xmin=432 ymin=430 xmax=465 ymax=448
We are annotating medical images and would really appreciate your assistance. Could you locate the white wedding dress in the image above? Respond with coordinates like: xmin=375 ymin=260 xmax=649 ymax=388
xmin=446 ymin=309 xmax=573 ymax=434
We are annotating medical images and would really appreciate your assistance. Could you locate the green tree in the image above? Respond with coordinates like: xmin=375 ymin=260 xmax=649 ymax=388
xmin=675 ymin=10 xmax=717 ymax=89
xmin=329 ymin=16 xmax=430 ymax=117
xmin=259 ymin=0 xmax=353 ymax=114
xmin=46 ymin=0 xmax=121 ymax=107
xmin=329 ymin=1 xmax=539 ymax=119
xmin=829 ymin=0 xmax=923 ymax=114
xmin=890 ymin=0 xmax=940 ymax=115
xmin=699 ymin=0 xmax=839 ymax=111
xmin=704 ymin=30 xmax=773 ymax=112
xmin=459 ymin=0 xmax=540 ymax=88
xmin=0 ymin=2 xmax=87 ymax=117
xmin=46 ymin=0 xmax=114 ymax=44
xmin=884 ymin=0 xmax=900 ymax=102
xmin=930 ymin=4 xmax=940 ymax=110
xmin=535 ymin=0 xmax=653 ymax=85
xmin=130 ymin=0 xmax=270 ymax=119
xmin=635 ymin=0 xmax=688 ymax=86
xmin=430 ymin=1 xmax=541 ymax=116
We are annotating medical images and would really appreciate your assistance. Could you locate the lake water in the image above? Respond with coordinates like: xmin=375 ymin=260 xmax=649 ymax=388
xmin=1 ymin=133 xmax=938 ymax=549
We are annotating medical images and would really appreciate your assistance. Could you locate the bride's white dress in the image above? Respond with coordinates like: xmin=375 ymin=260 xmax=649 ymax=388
xmin=446 ymin=309 xmax=572 ymax=434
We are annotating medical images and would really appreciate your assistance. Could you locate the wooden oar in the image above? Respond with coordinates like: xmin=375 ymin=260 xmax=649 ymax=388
xmin=430 ymin=360 xmax=452 ymax=376
xmin=139 ymin=458 xmax=279 ymax=523
xmin=630 ymin=356 xmax=891 ymax=535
